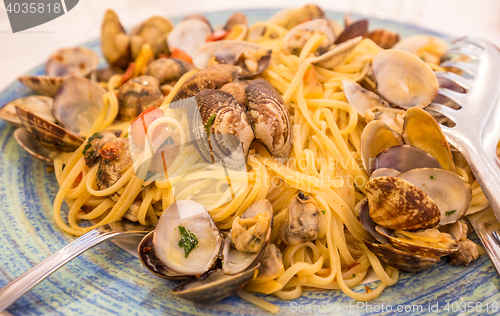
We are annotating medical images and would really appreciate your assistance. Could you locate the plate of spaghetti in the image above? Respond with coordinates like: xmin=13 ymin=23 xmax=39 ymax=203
xmin=1 ymin=5 xmax=500 ymax=315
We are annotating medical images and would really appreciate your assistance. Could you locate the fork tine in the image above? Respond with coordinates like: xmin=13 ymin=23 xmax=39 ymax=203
xmin=435 ymin=71 xmax=473 ymax=90
xmin=452 ymin=36 xmax=487 ymax=49
xmin=426 ymin=103 xmax=460 ymax=122
xmin=437 ymin=87 xmax=468 ymax=105
xmin=440 ymin=61 xmax=477 ymax=76
xmin=445 ymin=47 xmax=482 ymax=60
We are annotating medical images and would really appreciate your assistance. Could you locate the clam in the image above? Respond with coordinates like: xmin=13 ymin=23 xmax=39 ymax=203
xmin=334 ymin=19 xmax=368 ymax=44
xmin=82 ymin=130 xmax=122 ymax=167
xmin=0 ymin=96 xmax=53 ymax=127
xmin=399 ymin=168 xmax=472 ymax=225
xmin=223 ymin=199 xmax=273 ymax=274
xmin=364 ymin=107 xmax=405 ymax=133
xmin=193 ymin=40 xmax=271 ymax=78
xmin=145 ymin=58 xmax=194 ymax=85
xmin=359 ymin=199 xmax=389 ymax=244
xmin=223 ymin=12 xmax=248 ymax=40
xmin=246 ymin=79 xmax=292 ymax=161
xmin=269 ymin=4 xmax=325 ymax=29
xmin=45 ymin=47 xmax=99 ymax=77
xmin=393 ymin=35 xmax=449 ymax=64
xmin=370 ymin=168 xmax=401 ymax=179
xmin=167 ymin=18 xmax=212 ymax=58
xmin=376 ymin=226 xmax=458 ymax=257
xmin=129 ymin=16 xmax=174 ymax=60
xmin=152 ymin=200 xmax=223 ymax=276
xmin=52 ymin=76 xmax=106 ymax=136
xmin=15 ymin=106 xmax=83 ymax=152
xmin=171 ymin=64 xmax=241 ymax=104
xmin=14 ymin=128 xmax=54 ymax=165
xmin=366 ymin=29 xmax=400 ymax=49
xmin=363 ymin=240 xmax=440 ymax=272
xmin=251 ymin=244 xmax=284 ymax=283
xmin=17 ymin=76 xmax=65 ymax=96
xmin=372 ymin=49 xmax=439 ymax=109
xmin=365 ymin=176 xmax=441 ymax=231
xmin=281 ymin=192 xmax=320 ymax=246
xmin=403 ymin=107 xmax=455 ymax=171
xmin=371 ymin=145 xmax=442 ymax=174
xmin=342 ymin=80 xmax=389 ymax=117
xmin=313 ymin=36 xmax=362 ymax=69
xmin=220 ymin=81 xmax=247 ymax=108
xmin=96 ymin=138 xmax=132 ymax=190
xmin=101 ymin=9 xmax=131 ymax=69
xmin=190 ymin=89 xmax=254 ymax=169
xmin=282 ymin=19 xmax=335 ymax=56
xmin=117 ymin=75 xmax=163 ymax=121
xmin=182 ymin=14 xmax=212 ymax=31
xmin=360 ymin=120 xmax=402 ymax=175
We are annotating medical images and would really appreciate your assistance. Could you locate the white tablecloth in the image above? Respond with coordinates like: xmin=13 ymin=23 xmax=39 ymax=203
xmin=0 ymin=0 xmax=499 ymax=91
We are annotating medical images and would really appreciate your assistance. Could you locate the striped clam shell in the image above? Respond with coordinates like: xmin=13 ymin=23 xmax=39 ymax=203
xmin=117 ymin=76 xmax=163 ymax=121
xmin=245 ymin=79 xmax=291 ymax=161
xmin=18 ymin=75 xmax=65 ymax=97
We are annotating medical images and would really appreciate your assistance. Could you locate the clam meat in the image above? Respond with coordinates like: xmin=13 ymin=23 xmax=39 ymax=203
xmin=145 ymin=58 xmax=194 ymax=85
xmin=281 ymin=192 xmax=320 ymax=246
xmin=96 ymin=137 xmax=132 ymax=190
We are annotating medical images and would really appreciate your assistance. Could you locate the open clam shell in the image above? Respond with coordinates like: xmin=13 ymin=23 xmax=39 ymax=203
xmin=360 ymin=120 xmax=403 ymax=175
xmin=342 ymin=79 xmax=388 ymax=117
xmin=365 ymin=176 xmax=441 ymax=231
xmin=117 ymin=75 xmax=163 ymax=121
xmin=52 ymin=76 xmax=106 ymax=136
xmin=372 ymin=49 xmax=439 ymax=109
xmin=45 ymin=47 xmax=99 ymax=77
xmin=101 ymin=9 xmax=131 ymax=69
xmin=282 ymin=19 xmax=335 ymax=55
xmin=371 ymin=145 xmax=442 ymax=174
xmin=18 ymin=76 xmax=65 ymax=97
xmin=268 ymin=4 xmax=325 ymax=30
xmin=193 ymin=40 xmax=271 ymax=78
xmin=375 ymin=226 xmax=458 ymax=258
xmin=14 ymin=128 xmax=54 ymax=165
xmin=403 ymin=107 xmax=455 ymax=171
xmin=314 ymin=36 xmax=362 ymax=69
xmin=15 ymin=106 xmax=83 ymax=152
xmin=152 ymin=200 xmax=223 ymax=276
xmin=370 ymin=168 xmax=401 ymax=179
xmin=399 ymin=168 xmax=472 ymax=225
xmin=167 ymin=18 xmax=212 ymax=57
xmin=0 ymin=96 xmax=54 ymax=127
xmin=393 ymin=35 xmax=449 ymax=64
xmin=223 ymin=199 xmax=273 ymax=275
xmin=171 ymin=264 xmax=260 ymax=302
xmin=363 ymin=240 xmax=440 ymax=272
xmin=358 ymin=199 xmax=390 ymax=244
xmin=334 ymin=19 xmax=368 ymax=44
xmin=129 ymin=16 xmax=174 ymax=59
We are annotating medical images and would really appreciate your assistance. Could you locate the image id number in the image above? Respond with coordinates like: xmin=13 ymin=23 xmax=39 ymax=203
xmin=6 ymin=2 xmax=61 ymax=14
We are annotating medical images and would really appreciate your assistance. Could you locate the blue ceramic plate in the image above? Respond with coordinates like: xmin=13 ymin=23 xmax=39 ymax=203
xmin=0 ymin=9 xmax=498 ymax=316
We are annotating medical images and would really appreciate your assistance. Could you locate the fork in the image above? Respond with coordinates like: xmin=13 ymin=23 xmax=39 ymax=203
xmin=426 ymin=36 xmax=500 ymax=273
xmin=0 ymin=221 xmax=153 ymax=313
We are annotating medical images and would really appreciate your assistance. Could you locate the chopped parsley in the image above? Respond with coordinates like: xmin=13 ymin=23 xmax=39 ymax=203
xmin=205 ymin=113 xmax=217 ymax=136
xmin=420 ymin=55 xmax=426 ymax=61
xmin=82 ymin=143 xmax=92 ymax=155
xmin=445 ymin=210 xmax=456 ymax=216
xmin=352 ymin=274 xmax=356 ymax=278
xmin=321 ymin=210 xmax=326 ymax=215
xmin=178 ymin=226 xmax=198 ymax=258
xmin=430 ymin=175 xmax=435 ymax=180
xmin=123 ymin=133 xmax=129 ymax=138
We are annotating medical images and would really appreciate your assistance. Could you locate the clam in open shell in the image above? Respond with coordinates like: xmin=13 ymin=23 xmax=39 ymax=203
xmin=0 ymin=96 xmax=54 ymax=127
xmin=45 ymin=47 xmax=99 ymax=77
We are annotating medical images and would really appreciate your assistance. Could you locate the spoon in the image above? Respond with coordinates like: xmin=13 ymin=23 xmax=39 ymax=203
xmin=0 ymin=221 xmax=153 ymax=313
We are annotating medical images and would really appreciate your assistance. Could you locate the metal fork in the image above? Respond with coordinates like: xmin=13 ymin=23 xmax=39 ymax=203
xmin=0 ymin=221 xmax=153 ymax=313
xmin=426 ymin=37 xmax=500 ymax=273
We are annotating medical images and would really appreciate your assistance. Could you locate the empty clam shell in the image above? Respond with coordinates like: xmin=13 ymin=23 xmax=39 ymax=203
xmin=101 ymin=9 xmax=131 ymax=69
xmin=170 ymin=64 xmax=241 ymax=104
xmin=282 ymin=19 xmax=335 ymax=55
xmin=45 ymin=47 xmax=99 ymax=77
xmin=366 ymin=29 xmax=400 ymax=49
xmin=246 ymin=79 xmax=292 ymax=161
xmin=52 ymin=76 xmax=106 ymax=136
xmin=15 ymin=106 xmax=83 ymax=152
xmin=18 ymin=75 xmax=65 ymax=97
xmin=371 ymin=145 xmax=442 ymax=174
xmin=193 ymin=40 xmax=271 ymax=78
xmin=399 ymin=168 xmax=472 ymax=225
xmin=360 ymin=120 xmax=403 ymax=175
xmin=0 ymin=96 xmax=54 ymax=127
xmin=376 ymin=226 xmax=458 ymax=257
xmin=372 ymin=49 xmax=439 ymax=109
xmin=363 ymin=239 xmax=440 ymax=272
xmin=403 ymin=107 xmax=455 ymax=171
xmin=14 ymin=128 xmax=54 ymax=165
xmin=167 ymin=18 xmax=212 ymax=57
xmin=370 ymin=168 xmax=401 ymax=179
xmin=334 ymin=19 xmax=368 ymax=44
xmin=359 ymin=199 xmax=390 ymax=244
xmin=342 ymin=79 xmax=388 ymax=117
xmin=366 ymin=176 xmax=441 ymax=231
xmin=314 ymin=36 xmax=362 ymax=69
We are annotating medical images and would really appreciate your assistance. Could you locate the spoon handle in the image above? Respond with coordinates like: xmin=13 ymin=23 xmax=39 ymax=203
xmin=0 ymin=225 xmax=146 ymax=313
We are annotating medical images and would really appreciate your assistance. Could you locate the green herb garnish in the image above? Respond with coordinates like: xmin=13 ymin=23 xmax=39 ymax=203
xmin=205 ymin=113 xmax=217 ymax=136
xmin=178 ymin=226 xmax=198 ymax=258
xmin=445 ymin=210 xmax=456 ymax=216
xmin=430 ymin=175 xmax=435 ymax=180
xmin=82 ymin=143 xmax=92 ymax=154
xmin=123 ymin=133 xmax=129 ymax=138
xmin=321 ymin=210 xmax=325 ymax=215
xmin=352 ymin=274 xmax=356 ymax=278
xmin=420 ymin=55 xmax=426 ymax=61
